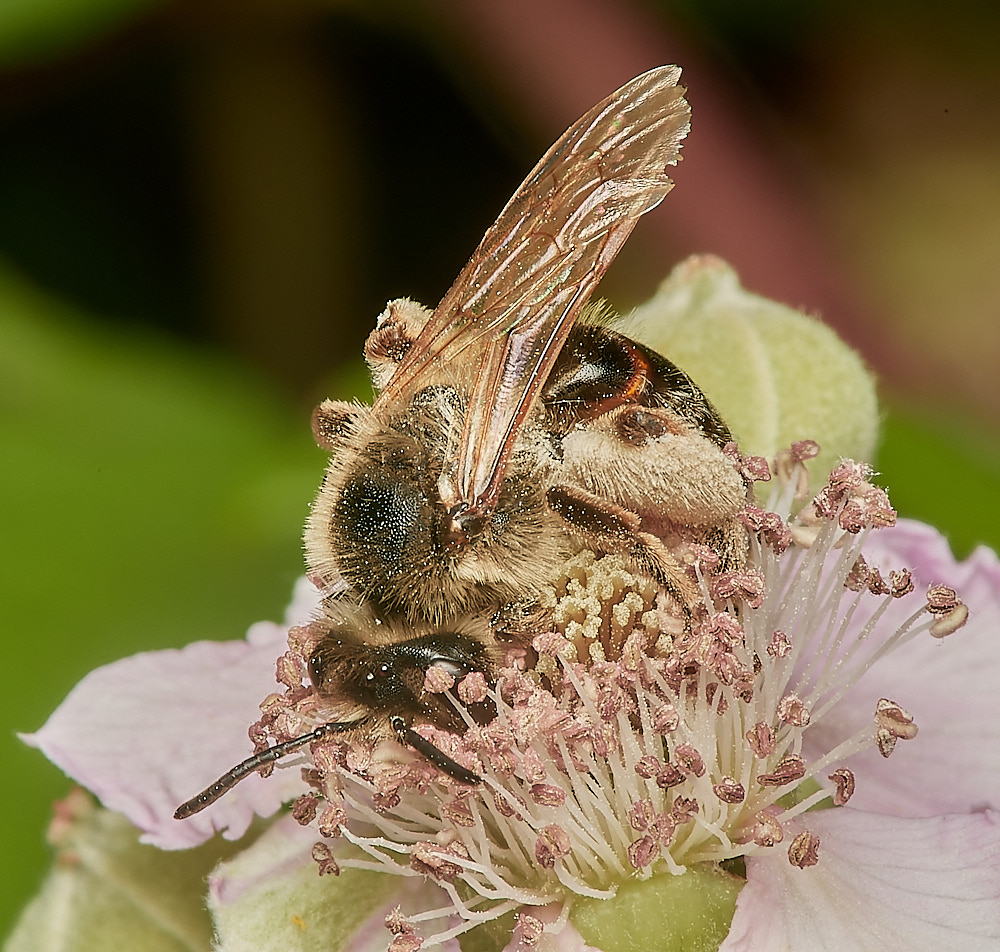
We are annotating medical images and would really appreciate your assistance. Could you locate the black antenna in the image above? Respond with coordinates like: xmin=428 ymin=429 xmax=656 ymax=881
xmin=389 ymin=715 xmax=480 ymax=785
xmin=174 ymin=720 xmax=363 ymax=819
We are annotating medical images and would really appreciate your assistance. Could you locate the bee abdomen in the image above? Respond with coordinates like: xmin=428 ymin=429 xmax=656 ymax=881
xmin=543 ymin=325 xmax=731 ymax=446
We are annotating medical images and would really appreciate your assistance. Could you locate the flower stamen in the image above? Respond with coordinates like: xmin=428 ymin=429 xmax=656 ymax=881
xmin=242 ymin=449 xmax=972 ymax=946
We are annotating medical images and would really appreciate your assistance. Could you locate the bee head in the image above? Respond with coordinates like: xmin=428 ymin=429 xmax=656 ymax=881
xmin=306 ymin=387 xmax=567 ymax=625
xmin=307 ymin=626 xmax=497 ymax=733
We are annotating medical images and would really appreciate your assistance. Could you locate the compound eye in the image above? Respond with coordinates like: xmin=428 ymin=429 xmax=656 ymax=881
xmin=334 ymin=468 xmax=432 ymax=588
xmin=308 ymin=636 xmax=345 ymax=693
xmin=356 ymin=656 xmax=405 ymax=707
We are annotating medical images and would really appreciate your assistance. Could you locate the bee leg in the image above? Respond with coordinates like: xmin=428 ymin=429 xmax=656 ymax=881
xmin=363 ymin=298 xmax=434 ymax=391
xmin=546 ymin=484 xmax=698 ymax=615
xmin=698 ymin=521 xmax=749 ymax=572
xmin=389 ymin=716 xmax=481 ymax=785
xmin=311 ymin=400 xmax=368 ymax=450
xmin=561 ymin=404 xmax=748 ymax=534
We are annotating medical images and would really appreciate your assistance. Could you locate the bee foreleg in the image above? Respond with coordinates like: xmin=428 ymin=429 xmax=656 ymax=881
xmin=545 ymin=484 xmax=697 ymax=613
xmin=363 ymin=298 xmax=434 ymax=391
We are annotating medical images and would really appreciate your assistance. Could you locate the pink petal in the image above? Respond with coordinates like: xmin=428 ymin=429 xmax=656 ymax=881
xmin=283 ymin=575 xmax=331 ymax=627
xmin=24 ymin=579 xmax=321 ymax=849
xmin=869 ymin=519 xmax=1000 ymax=604
xmin=721 ymin=808 xmax=1000 ymax=952
xmin=803 ymin=520 xmax=1000 ymax=817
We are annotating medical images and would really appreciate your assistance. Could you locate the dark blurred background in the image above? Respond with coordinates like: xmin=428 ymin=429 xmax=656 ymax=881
xmin=3 ymin=0 xmax=999 ymax=936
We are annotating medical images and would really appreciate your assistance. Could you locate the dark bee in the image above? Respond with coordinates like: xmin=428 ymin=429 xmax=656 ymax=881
xmin=175 ymin=66 xmax=747 ymax=817
xmin=175 ymin=604 xmax=501 ymax=818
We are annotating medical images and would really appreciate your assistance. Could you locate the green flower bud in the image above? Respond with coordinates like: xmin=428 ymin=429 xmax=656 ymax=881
xmin=5 ymin=790 xmax=241 ymax=952
xmin=209 ymin=827 xmax=400 ymax=952
xmin=620 ymin=256 xmax=879 ymax=497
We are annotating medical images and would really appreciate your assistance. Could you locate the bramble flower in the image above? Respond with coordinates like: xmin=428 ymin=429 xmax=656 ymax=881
xmin=12 ymin=261 xmax=1000 ymax=951
xmin=17 ymin=448 xmax=1000 ymax=952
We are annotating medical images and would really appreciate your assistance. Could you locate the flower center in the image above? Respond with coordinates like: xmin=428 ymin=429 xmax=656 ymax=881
xmin=263 ymin=447 xmax=966 ymax=945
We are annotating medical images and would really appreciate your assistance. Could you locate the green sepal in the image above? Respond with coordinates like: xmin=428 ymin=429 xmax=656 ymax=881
xmin=4 ymin=791 xmax=251 ymax=952
xmin=209 ymin=823 xmax=403 ymax=952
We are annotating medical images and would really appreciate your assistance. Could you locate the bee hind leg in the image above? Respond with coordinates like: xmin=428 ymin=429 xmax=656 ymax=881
xmin=545 ymin=484 xmax=698 ymax=616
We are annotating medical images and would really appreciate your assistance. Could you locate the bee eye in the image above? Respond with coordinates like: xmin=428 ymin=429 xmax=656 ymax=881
xmin=336 ymin=469 xmax=431 ymax=567
xmin=363 ymin=662 xmax=393 ymax=685
xmin=364 ymin=660 xmax=406 ymax=706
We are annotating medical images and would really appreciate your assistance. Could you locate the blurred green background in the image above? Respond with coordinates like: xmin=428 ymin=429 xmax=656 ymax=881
xmin=2 ymin=0 xmax=999 ymax=939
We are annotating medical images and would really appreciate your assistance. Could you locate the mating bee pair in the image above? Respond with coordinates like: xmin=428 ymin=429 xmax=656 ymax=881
xmin=175 ymin=65 xmax=748 ymax=820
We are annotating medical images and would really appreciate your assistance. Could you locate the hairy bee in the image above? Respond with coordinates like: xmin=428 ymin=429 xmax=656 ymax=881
xmin=306 ymin=65 xmax=745 ymax=626
xmin=175 ymin=65 xmax=747 ymax=818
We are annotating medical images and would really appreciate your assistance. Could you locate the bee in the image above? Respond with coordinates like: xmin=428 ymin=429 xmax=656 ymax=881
xmin=306 ymin=65 xmax=745 ymax=627
xmin=175 ymin=603 xmax=498 ymax=818
xmin=175 ymin=65 xmax=747 ymax=819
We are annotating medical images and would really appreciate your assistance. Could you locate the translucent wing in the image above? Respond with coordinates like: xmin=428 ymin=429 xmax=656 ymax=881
xmin=378 ymin=66 xmax=690 ymax=516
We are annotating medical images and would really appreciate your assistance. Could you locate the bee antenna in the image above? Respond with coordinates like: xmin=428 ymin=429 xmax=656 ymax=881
xmin=389 ymin=715 xmax=481 ymax=786
xmin=174 ymin=719 xmax=364 ymax=820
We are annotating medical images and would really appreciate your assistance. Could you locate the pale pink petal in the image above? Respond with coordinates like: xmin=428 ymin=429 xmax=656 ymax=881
xmin=720 ymin=809 xmax=1000 ymax=952
xmin=341 ymin=880 xmax=463 ymax=952
xmin=804 ymin=521 xmax=1000 ymax=816
xmin=23 ymin=612 xmax=309 ymax=850
xmin=869 ymin=520 xmax=1000 ymax=604
xmin=284 ymin=575 xmax=327 ymax=627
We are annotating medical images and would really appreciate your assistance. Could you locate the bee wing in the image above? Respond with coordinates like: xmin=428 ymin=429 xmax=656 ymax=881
xmin=378 ymin=66 xmax=690 ymax=513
